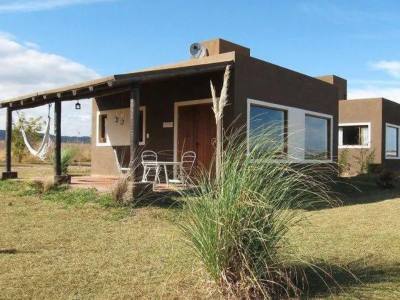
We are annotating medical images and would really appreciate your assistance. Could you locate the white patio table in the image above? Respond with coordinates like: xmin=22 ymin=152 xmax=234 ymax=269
xmin=142 ymin=161 xmax=181 ymax=185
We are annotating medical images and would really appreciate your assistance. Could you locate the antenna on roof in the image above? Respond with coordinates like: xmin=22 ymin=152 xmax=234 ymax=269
xmin=190 ymin=42 xmax=208 ymax=59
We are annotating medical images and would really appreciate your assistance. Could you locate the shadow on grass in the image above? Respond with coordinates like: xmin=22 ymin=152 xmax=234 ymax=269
xmin=305 ymin=174 xmax=400 ymax=211
xmin=134 ymin=191 xmax=183 ymax=209
xmin=132 ymin=187 xmax=198 ymax=209
xmin=299 ymin=259 xmax=400 ymax=298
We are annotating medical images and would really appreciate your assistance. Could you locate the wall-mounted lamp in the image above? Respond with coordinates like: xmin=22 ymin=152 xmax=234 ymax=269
xmin=75 ymin=101 xmax=81 ymax=110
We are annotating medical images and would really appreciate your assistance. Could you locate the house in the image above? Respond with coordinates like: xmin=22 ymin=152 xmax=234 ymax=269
xmin=339 ymin=98 xmax=400 ymax=174
xmin=1 ymin=38 xmax=341 ymax=182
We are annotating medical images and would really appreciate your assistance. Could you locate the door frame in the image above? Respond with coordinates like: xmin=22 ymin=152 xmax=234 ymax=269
xmin=173 ymin=98 xmax=213 ymax=166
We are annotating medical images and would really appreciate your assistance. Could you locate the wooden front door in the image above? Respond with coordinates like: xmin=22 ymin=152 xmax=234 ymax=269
xmin=177 ymin=103 xmax=216 ymax=170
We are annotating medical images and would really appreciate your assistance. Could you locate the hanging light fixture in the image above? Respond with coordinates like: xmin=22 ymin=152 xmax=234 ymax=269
xmin=75 ymin=100 xmax=81 ymax=110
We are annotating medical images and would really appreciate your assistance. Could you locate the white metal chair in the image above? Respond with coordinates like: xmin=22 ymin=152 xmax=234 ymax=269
xmin=141 ymin=150 xmax=158 ymax=183
xmin=169 ymin=151 xmax=196 ymax=186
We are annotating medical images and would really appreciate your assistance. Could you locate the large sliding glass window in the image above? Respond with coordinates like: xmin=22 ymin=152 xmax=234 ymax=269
xmin=386 ymin=125 xmax=399 ymax=158
xmin=305 ymin=115 xmax=330 ymax=160
xmin=249 ymin=104 xmax=287 ymax=154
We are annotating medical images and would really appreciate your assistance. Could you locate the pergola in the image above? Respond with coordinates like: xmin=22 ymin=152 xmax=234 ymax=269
xmin=0 ymin=59 xmax=232 ymax=185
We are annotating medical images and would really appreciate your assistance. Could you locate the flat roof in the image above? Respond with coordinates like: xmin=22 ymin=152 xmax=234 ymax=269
xmin=0 ymin=51 xmax=235 ymax=110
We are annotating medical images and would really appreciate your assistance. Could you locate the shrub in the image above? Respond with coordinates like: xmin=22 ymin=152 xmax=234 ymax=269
xmin=354 ymin=148 xmax=375 ymax=175
xmin=111 ymin=175 xmax=131 ymax=206
xmin=338 ymin=149 xmax=350 ymax=175
xmin=179 ymin=129 xmax=334 ymax=298
xmin=61 ymin=148 xmax=77 ymax=175
xmin=376 ymin=169 xmax=397 ymax=189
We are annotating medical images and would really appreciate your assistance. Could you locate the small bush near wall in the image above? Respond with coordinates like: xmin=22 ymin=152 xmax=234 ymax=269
xmin=354 ymin=148 xmax=376 ymax=175
xmin=179 ymin=129 xmax=335 ymax=299
xmin=376 ymin=169 xmax=397 ymax=189
xmin=338 ymin=149 xmax=351 ymax=176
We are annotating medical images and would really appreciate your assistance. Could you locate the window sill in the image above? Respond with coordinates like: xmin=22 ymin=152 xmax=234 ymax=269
xmin=339 ymin=145 xmax=370 ymax=149
xmin=249 ymin=158 xmax=333 ymax=164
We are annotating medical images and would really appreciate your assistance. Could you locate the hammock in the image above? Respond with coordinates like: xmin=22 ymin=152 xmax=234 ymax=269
xmin=17 ymin=105 xmax=53 ymax=161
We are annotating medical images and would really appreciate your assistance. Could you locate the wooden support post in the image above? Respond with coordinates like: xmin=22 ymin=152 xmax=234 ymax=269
xmin=2 ymin=107 xmax=18 ymax=180
xmin=53 ymin=100 xmax=69 ymax=184
xmin=130 ymin=87 xmax=140 ymax=182
xmin=128 ymin=87 xmax=150 ymax=198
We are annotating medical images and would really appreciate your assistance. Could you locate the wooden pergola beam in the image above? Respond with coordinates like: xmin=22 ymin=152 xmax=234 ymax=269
xmin=1 ymin=86 xmax=132 ymax=111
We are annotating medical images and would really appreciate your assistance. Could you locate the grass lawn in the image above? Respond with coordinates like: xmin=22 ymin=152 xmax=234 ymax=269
xmin=1 ymin=179 xmax=400 ymax=299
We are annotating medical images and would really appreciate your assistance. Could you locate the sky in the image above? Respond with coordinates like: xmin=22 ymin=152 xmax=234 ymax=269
xmin=0 ymin=0 xmax=399 ymax=136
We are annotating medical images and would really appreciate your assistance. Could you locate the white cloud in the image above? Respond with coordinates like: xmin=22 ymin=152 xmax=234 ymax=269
xmin=371 ymin=60 xmax=400 ymax=78
xmin=0 ymin=0 xmax=114 ymax=13
xmin=349 ymin=82 xmax=400 ymax=104
xmin=0 ymin=34 xmax=99 ymax=136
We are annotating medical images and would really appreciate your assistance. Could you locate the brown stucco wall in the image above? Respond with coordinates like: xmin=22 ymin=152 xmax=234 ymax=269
xmin=91 ymin=71 xmax=225 ymax=176
xmin=317 ymin=75 xmax=347 ymax=100
xmin=338 ymin=99 xmax=383 ymax=174
xmin=233 ymin=54 xmax=339 ymax=161
xmin=202 ymin=38 xmax=250 ymax=57
xmin=91 ymin=44 xmax=341 ymax=176
xmin=382 ymin=98 xmax=400 ymax=170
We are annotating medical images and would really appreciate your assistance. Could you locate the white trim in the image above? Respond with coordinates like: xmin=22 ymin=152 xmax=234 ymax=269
xmin=96 ymin=106 xmax=146 ymax=147
xmin=385 ymin=122 xmax=400 ymax=159
xmin=338 ymin=122 xmax=371 ymax=149
xmin=96 ymin=111 xmax=110 ymax=146
xmin=247 ymin=98 xmax=334 ymax=163
xmin=173 ymin=99 xmax=213 ymax=165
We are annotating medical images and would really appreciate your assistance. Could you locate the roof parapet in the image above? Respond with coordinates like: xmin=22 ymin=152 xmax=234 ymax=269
xmin=316 ymin=75 xmax=347 ymax=100
xmin=201 ymin=38 xmax=250 ymax=57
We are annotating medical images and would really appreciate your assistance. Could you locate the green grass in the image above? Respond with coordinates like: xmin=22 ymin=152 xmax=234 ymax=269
xmin=0 ymin=180 xmax=400 ymax=298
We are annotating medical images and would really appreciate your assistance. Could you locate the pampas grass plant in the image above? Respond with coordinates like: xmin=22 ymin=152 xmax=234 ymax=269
xmin=179 ymin=127 xmax=335 ymax=298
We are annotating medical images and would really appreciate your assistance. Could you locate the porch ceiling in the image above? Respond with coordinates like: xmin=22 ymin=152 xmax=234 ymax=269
xmin=0 ymin=52 xmax=234 ymax=110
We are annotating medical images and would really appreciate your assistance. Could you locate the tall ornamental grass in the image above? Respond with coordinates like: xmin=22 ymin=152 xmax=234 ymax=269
xmin=179 ymin=129 xmax=334 ymax=298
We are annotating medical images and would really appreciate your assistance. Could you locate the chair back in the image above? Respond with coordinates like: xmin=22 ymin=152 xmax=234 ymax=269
xmin=181 ymin=151 xmax=196 ymax=179
xmin=141 ymin=150 xmax=157 ymax=163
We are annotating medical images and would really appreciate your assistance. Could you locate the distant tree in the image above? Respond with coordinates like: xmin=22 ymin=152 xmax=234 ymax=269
xmin=12 ymin=113 xmax=43 ymax=163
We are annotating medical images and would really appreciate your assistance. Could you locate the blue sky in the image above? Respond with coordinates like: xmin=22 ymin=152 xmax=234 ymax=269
xmin=0 ymin=0 xmax=399 ymax=135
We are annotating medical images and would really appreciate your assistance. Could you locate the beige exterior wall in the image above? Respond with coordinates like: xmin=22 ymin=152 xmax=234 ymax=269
xmin=91 ymin=99 xmax=121 ymax=176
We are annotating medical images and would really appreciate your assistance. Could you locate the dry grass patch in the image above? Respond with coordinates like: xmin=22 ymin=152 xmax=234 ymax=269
xmin=290 ymin=199 xmax=400 ymax=298
xmin=0 ymin=186 xmax=216 ymax=299
xmin=1 ymin=179 xmax=400 ymax=298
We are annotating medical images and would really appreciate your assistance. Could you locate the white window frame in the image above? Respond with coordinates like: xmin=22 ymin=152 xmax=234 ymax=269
xmin=338 ymin=122 xmax=371 ymax=149
xmin=97 ymin=112 xmax=110 ymax=146
xmin=385 ymin=122 xmax=400 ymax=160
xmin=96 ymin=106 xmax=146 ymax=147
xmin=247 ymin=99 xmax=333 ymax=163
